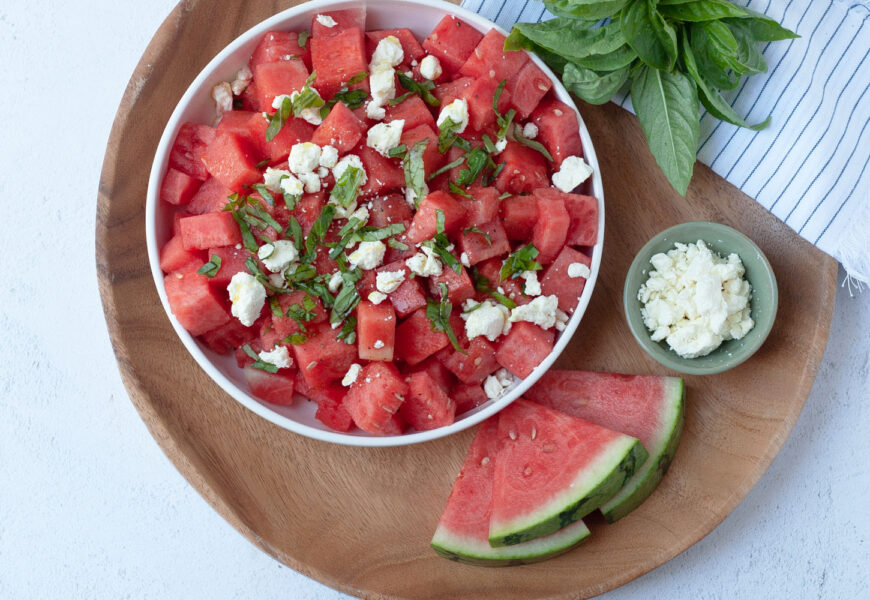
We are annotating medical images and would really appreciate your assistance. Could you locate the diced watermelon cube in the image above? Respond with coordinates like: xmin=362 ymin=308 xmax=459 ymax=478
xmin=460 ymin=29 xmax=529 ymax=84
xmin=243 ymin=365 xmax=296 ymax=405
xmin=245 ymin=112 xmax=316 ymax=164
xmin=272 ymin=291 xmax=328 ymax=339
xmin=343 ymin=362 xmax=408 ymax=434
xmin=399 ymin=371 xmax=456 ymax=431
xmin=187 ymin=177 xmax=234 ymax=214
xmin=530 ymin=98 xmax=583 ymax=167
xmin=366 ymin=29 xmax=424 ymax=67
xmin=311 ymin=101 xmax=367 ymax=153
xmin=406 ymin=190 xmax=465 ymax=244
xmin=159 ymin=235 xmax=206 ymax=273
xmin=164 ymin=264 xmax=230 ymax=336
xmin=451 ymin=382 xmax=488 ymax=414
xmin=493 ymin=141 xmax=549 ymax=195
xmin=178 ymin=212 xmax=241 ymax=250
xmin=291 ymin=193 xmax=326 ymax=235
xmin=499 ymin=194 xmax=537 ymax=240
xmin=201 ymin=131 xmax=263 ymax=192
xmin=442 ymin=337 xmax=499 ymax=385
xmin=495 ymin=321 xmax=555 ymax=378
xmin=411 ymin=357 xmax=455 ymax=394
xmin=217 ymin=110 xmax=257 ymax=136
xmin=531 ymin=188 xmax=570 ymax=264
xmin=160 ymin=167 xmax=203 ymax=206
xmin=253 ymin=59 xmax=311 ymax=112
xmin=357 ymin=145 xmax=404 ymax=197
xmin=506 ymin=60 xmax=552 ymax=119
xmin=541 ymin=246 xmax=592 ymax=314
xmin=384 ymin=94 xmax=436 ymax=131
xmin=239 ymin=81 xmax=261 ymax=111
xmin=169 ymin=123 xmax=216 ymax=180
xmin=292 ymin=322 xmax=357 ymax=390
xmin=306 ymin=383 xmax=354 ymax=432
xmin=459 ymin=187 xmax=499 ymax=228
xmin=368 ymin=193 xmax=413 ymax=228
xmin=259 ymin=316 xmax=284 ymax=351
xmin=429 ymin=265 xmax=476 ymax=305
xmin=310 ymin=27 xmax=367 ymax=99
xmin=200 ymin=318 xmax=258 ymax=355
xmin=311 ymin=8 xmax=366 ymax=38
xmin=357 ymin=300 xmax=396 ymax=361
xmin=422 ymin=16 xmax=483 ymax=74
xmin=395 ymin=308 xmax=449 ymax=365
xmin=205 ymin=244 xmax=249 ymax=287
xmin=250 ymin=31 xmax=310 ymax=71
xmin=457 ymin=218 xmax=510 ymax=266
xmin=460 ymin=76 xmax=513 ymax=132
xmin=388 ymin=277 xmax=427 ymax=317
xmin=433 ymin=76 xmax=473 ymax=105
xmin=400 ymin=123 xmax=444 ymax=176
xmin=563 ymin=193 xmax=599 ymax=247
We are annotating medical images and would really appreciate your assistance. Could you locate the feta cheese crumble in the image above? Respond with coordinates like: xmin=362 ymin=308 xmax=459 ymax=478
xmin=231 ymin=65 xmax=253 ymax=96
xmin=461 ymin=300 xmax=511 ymax=342
xmin=227 ymin=272 xmax=266 ymax=327
xmin=437 ymin=98 xmax=469 ymax=133
xmin=366 ymin=36 xmax=404 ymax=120
xmin=552 ymin=155 xmax=593 ymax=193
xmin=367 ymin=119 xmax=405 ymax=156
xmin=405 ymin=246 xmax=443 ymax=277
xmin=211 ymin=82 xmax=233 ymax=114
xmin=509 ymin=295 xmax=560 ymax=330
xmin=342 ymin=363 xmax=362 ymax=387
xmin=483 ymin=368 xmax=514 ymax=400
xmin=258 ymin=346 xmax=292 ymax=369
xmin=348 ymin=241 xmax=387 ymax=270
xmin=638 ymin=240 xmax=754 ymax=359
xmin=520 ymin=270 xmax=542 ymax=296
xmin=315 ymin=14 xmax=337 ymax=27
xmin=289 ymin=142 xmax=321 ymax=174
xmin=522 ymin=122 xmax=539 ymax=139
xmin=419 ymin=55 xmax=442 ymax=80
xmin=327 ymin=271 xmax=343 ymax=293
xmin=567 ymin=262 xmax=591 ymax=279
xmin=258 ymin=240 xmax=298 ymax=273
xmin=332 ymin=154 xmax=368 ymax=185
xmin=263 ymin=167 xmax=291 ymax=193
xmin=376 ymin=270 xmax=406 ymax=294
xmin=373 ymin=340 xmax=385 ymax=349
xmin=368 ymin=291 xmax=388 ymax=305
xmin=279 ymin=173 xmax=304 ymax=197
xmin=319 ymin=145 xmax=339 ymax=168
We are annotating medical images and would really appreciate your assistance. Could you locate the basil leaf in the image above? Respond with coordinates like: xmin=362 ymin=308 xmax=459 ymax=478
xmin=562 ymin=62 xmax=630 ymax=105
xmin=681 ymin=30 xmax=769 ymax=131
xmin=726 ymin=20 xmax=767 ymax=75
xmin=255 ymin=158 xmax=271 ymax=169
xmin=397 ymin=72 xmax=440 ymax=107
xmin=389 ymin=91 xmax=414 ymax=106
xmin=658 ymin=0 xmax=747 ymax=22
xmin=423 ymin=240 xmax=462 ymax=274
xmin=620 ymin=0 xmax=678 ymax=72
xmin=246 ymin=200 xmax=283 ymax=236
xmin=288 ymin=217 xmax=304 ymax=253
xmin=388 ymin=144 xmax=407 ymax=158
xmin=231 ymin=209 xmax=259 ymax=253
xmin=265 ymin=96 xmax=292 ymax=142
xmin=573 ymin=44 xmax=639 ymax=71
xmin=428 ymin=155 xmax=466 ymax=181
xmin=403 ymin=139 xmax=429 ymax=207
xmin=508 ymin=19 xmax=626 ymax=63
xmin=454 ymin=147 xmax=489 ymax=186
xmin=304 ymin=204 xmax=335 ymax=261
xmin=690 ymin=21 xmax=740 ymax=90
xmin=330 ymin=165 xmax=364 ymax=208
xmin=541 ymin=0 xmax=629 ymax=20
xmin=269 ymin=296 xmax=284 ymax=318
xmin=349 ymin=223 xmax=406 ymax=243
xmin=470 ymin=266 xmax=517 ymax=309
xmin=330 ymin=269 xmax=362 ymax=324
xmin=722 ymin=11 xmax=799 ymax=42
xmin=500 ymin=244 xmax=542 ymax=281
xmin=438 ymin=117 xmax=462 ymax=153
xmin=464 ymin=226 xmax=492 ymax=246
xmin=336 ymin=316 xmax=357 ymax=344
xmin=298 ymin=30 xmax=311 ymax=48
xmin=511 ymin=123 xmax=555 ymax=161
xmin=241 ymin=344 xmax=279 ymax=373
xmin=251 ymin=183 xmax=274 ymax=205
xmin=319 ymin=72 xmax=369 ymax=117
xmin=197 ymin=254 xmax=222 ymax=278
xmin=426 ymin=283 xmax=464 ymax=353
xmin=630 ymin=64 xmax=699 ymax=196
xmin=283 ymin=332 xmax=308 ymax=345
xmin=448 ymin=181 xmax=473 ymax=198
xmin=387 ymin=238 xmax=409 ymax=251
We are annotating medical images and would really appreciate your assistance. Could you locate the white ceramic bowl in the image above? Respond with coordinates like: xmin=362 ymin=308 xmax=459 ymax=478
xmin=146 ymin=0 xmax=605 ymax=446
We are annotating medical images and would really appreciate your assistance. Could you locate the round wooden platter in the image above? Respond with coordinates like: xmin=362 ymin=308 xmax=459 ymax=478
xmin=96 ymin=1 xmax=838 ymax=598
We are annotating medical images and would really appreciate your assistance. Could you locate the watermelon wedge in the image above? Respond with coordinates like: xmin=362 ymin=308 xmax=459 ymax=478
xmin=526 ymin=371 xmax=685 ymax=522
xmin=489 ymin=399 xmax=648 ymax=547
xmin=431 ymin=420 xmax=590 ymax=566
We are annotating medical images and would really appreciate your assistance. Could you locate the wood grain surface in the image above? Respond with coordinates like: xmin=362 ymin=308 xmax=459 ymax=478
xmin=96 ymin=1 xmax=838 ymax=598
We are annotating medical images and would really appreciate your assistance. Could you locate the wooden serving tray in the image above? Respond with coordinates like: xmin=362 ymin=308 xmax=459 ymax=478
xmin=96 ymin=1 xmax=837 ymax=598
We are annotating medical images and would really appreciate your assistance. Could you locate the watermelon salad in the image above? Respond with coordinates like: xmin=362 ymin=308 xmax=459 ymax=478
xmin=432 ymin=371 xmax=685 ymax=566
xmin=156 ymin=7 xmax=600 ymax=436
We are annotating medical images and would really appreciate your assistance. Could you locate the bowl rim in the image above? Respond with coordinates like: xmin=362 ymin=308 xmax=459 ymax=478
xmin=622 ymin=221 xmax=778 ymax=376
xmin=145 ymin=0 xmax=606 ymax=446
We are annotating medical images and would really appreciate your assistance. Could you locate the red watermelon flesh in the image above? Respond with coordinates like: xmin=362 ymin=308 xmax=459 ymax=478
xmin=423 ymin=16 xmax=483 ymax=74
xmin=525 ymin=371 xmax=685 ymax=522
xmin=488 ymin=399 xmax=648 ymax=546
xmin=243 ymin=365 xmax=296 ymax=405
xmin=431 ymin=419 xmax=591 ymax=566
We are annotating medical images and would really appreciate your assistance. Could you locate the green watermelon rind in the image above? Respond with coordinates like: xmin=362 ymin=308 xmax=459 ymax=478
xmin=488 ymin=436 xmax=649 ymax=547
xmin=430 ymin=518 xmax=590 ymax=567
xmin=600 ymin=378 xmax=685 ymax=523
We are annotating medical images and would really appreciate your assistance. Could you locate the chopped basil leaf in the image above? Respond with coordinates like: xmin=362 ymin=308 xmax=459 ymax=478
xmin=283 ymin=192 xmax=299 ymax=211
xmin=448 ymin=181 xmax=473 ymax=198
xmin=437 ymin=117 xmax=462 ymax=153
xmin=435 ymin=209 xmax=446 ymax=235
xmin=251 ymin=183 xmax=275 ymax=205
xmin=265 ymin=96 xmax=293 ymax=142
xmin=470 ymin=266 xmax=517 ymax=309
xmin=388 ymin=144 xmax=407 ymax=158
xmin=282 ymin=332 xmax=308 ymax=345
xmin=350 ymin=223 xmax=406 ymax=243
xmin=288 ymin=217 xmax=304 ymax=253
xmin=423 ymin=239 xmax=461 ymax=275
xmin=427 ymin=155 xmax=465 ymax=181
xmin=329 ymin=165 xmax=364 ymax=208
xmin=396 ymin=72 xmax=440 ymax=107
xmin=269 ymin=296 xmax=283 ymax=317
xmin=241 ymin=343 xmax=279 ymax=373
xmin=389 ymin=91 xmax=414 ymax=106
xmin=330 ymin=268 xmax=363 ymax=324
xmin=426 ymin=283 xmax=464 ymax=353
xmin=403 ymin=139 xmax=429 ymax=208
xmin=453 ymin=137 xmax=471 ymax=152
xmin=500 ymin=244 xmax=542 ymax=281
xmin=231 ymin=210 xmax=259 ymax=253
xmin=387 ymin=238 xmax=409 ymax=251
xmin=336 ymin=316 xmax=357 ymax=345
xmin=454 ymin=146 xmax=489 ymax=186
xmin=319 ymin=72 xmax=369 ymax=117
xmin=481 ymin=134 xmax=498 ymax=155
xmin=464 ymin=226 xmax=492 ymax=246
xmin=492 ymin=80 xmax=517 ymax=140
xmin=485 ymin=161 xmax=506 ymax=186
xmin=491 ymin=290 xmax=517 ymax=309
xmin=255 ymin=158 xmax=271 ymax=169
xmin=512 ymin=123 xmax=554 ymax=162
xmin=298 ymin=30 xmax=310 ymax=48
xmin=197 ymin=254 xmax=222 ymax=278
xmin=246 ymin=199 xmax=284 ymax=236
xmin=245 ymin=257 xmax=285 ymax=293
xmin=304 ymin=204 xmax=336 ymax=262
xmin=498 ymin=192 xmax=512 ymax=200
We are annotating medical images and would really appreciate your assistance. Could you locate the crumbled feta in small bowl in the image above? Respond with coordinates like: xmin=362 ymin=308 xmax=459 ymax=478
xmin=624 ymin=222 xmax=778 ymax=375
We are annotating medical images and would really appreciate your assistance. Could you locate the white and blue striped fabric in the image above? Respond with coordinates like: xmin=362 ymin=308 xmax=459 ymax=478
xmin=463 ymin=0 xmax=870 ymax=283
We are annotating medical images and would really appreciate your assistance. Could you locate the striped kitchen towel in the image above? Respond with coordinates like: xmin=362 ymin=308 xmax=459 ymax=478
xmin=462 ymin=0 xmax=870 ymax=285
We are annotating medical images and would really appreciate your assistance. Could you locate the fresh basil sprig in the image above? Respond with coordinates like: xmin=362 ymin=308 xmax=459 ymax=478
xmin=508 ymin=1 xmax=798 ymax=195
xmin=426 ymin=282 xmax=464 ymax=353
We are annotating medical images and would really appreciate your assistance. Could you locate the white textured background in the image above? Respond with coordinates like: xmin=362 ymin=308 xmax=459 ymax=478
xmin=1 ymin=1 xmax=868 ymax=598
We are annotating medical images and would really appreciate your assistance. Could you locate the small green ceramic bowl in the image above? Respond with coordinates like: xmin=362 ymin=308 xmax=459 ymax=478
xmin=623 ymin=221 xmax=778 ymax=376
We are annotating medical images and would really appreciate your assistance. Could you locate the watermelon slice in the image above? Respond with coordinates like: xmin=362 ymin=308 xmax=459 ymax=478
xmin=431 ymin=419 xmax=590 ymax=566
xmin=488 ymin=399 xmax=648 ymax=547
xmin=526 ymin=371 xmax=685 ymax=522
